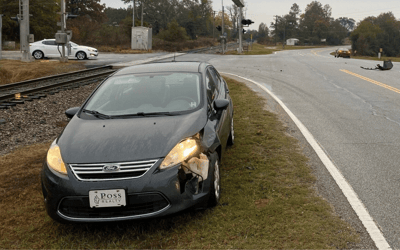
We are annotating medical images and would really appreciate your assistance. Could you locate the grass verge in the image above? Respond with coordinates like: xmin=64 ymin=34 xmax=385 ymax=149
xmin=0 ymin=60 xmax=86 ymax=85
xmin=225 ymin=43 xmax=331 ymax=55
xmin=329 ymin=52 xmax=400 ymax=62
xmin=0 ymin=77 xmax=359 ymax=248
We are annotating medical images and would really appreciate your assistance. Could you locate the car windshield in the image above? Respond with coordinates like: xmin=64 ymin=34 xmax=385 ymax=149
xmin=84 ymin=72 xmax=202 ymax=116
xmin=70 ymin=42 xmax=78 ymax=47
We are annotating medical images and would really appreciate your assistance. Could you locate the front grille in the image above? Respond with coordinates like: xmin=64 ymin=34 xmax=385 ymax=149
xmin=58 ymin=193 xmax=170 ymax=219
xmin=70 ymin=159 xmax=159 ymax=181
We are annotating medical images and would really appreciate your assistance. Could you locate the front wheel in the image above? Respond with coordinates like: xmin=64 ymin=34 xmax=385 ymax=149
xmin=208 ymin=152 xmax=221 ymax=207
xmin=33 ymin=50 xmax=44 ymax=60
xmin=76 ymin=51 xmax=87 ymax=60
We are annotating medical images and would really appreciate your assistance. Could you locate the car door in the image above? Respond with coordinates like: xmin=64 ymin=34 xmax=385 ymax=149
xmin=43 ymin=40 xmax=59 ymax=57
xmin=206 ymin=67 xmax=230 ymax=151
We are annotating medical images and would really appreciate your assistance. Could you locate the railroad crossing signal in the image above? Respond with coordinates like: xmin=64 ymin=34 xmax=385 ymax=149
xmin=241 ymin=19 xmax=254 ymax=26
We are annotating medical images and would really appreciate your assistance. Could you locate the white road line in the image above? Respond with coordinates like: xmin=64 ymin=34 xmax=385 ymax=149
xmin=222 ymin=73 xmax=391 ymax=250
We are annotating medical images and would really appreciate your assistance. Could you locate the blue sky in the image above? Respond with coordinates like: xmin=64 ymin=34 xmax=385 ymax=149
xmin=101 ymin=0 xmax=400 ymax=31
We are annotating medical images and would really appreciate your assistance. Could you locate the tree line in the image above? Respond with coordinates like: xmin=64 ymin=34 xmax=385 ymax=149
xmin=0 ymin=0 xmax=399 ymax=56
xmin=351 ymin=12 xmax=400 ymax=57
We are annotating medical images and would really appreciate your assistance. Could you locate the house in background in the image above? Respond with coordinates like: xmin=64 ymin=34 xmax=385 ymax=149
xmin=286 ymin=38 xmax=299 ymax=46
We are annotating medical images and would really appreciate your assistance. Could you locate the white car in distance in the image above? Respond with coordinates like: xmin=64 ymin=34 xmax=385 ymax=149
xmin=29 ymin=39 xmax=98 ymax=60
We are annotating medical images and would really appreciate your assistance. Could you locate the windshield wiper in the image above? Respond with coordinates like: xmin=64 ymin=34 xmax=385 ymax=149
xmin=111 ymin=112 xmax=177 ymax=118
xmin=82 ymin=109 xmax=111 ymax=119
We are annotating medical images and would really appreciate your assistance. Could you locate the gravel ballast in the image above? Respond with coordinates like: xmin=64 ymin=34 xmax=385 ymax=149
xmin=0 ymin=82 xmax=99 ymax=156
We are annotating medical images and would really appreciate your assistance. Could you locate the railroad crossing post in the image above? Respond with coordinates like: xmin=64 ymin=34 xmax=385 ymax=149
xmin=0 ymin=15 xmax=3 ymax=60
xmin=238 ymin=7 xmax=242 ymax=53
xmin=221 ymin=0 xmax=225 ymax=54
xmin=20 ymin=0 xmax=32 ymax=62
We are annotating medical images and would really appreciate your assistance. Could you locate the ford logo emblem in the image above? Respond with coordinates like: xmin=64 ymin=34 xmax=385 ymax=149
xmin=103 ymin=165 xmax=120 ymax=172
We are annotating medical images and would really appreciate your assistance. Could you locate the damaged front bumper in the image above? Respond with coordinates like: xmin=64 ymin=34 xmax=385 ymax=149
xmin=41 ymin=153 xmax=216 ymax=223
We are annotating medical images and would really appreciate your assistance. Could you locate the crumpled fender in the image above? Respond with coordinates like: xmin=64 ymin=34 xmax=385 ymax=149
xmin=201 ymin=119 xmax=220 ymax=153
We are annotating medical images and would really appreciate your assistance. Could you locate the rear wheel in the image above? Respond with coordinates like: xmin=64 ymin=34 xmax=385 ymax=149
xmin=208 ymin=152 xmax=220 ymax=207
xmin=33 ymin=50 xmax=44 ymax=60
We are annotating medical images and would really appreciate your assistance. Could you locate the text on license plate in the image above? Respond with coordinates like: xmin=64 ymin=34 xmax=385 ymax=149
xmin=89 ymin=189 xmax=126 ymax=208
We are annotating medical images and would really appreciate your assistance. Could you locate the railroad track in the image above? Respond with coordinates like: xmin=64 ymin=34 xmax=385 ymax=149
xmin=0 ymin=65 xmax=115 ymax=109
xmin=185 ymin=42 xmax=239 ymax=54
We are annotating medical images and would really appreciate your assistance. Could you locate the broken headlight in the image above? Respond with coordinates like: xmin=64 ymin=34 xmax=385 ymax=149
xmin=160 ymin=135 xmax=200 ymax=170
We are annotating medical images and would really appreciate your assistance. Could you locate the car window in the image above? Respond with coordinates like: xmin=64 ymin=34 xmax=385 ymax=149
xmin=205 ymin=70 xmax=218 ymax=103
xmin=43 ymin=40 xmax=57 ymax=46
xmin=84 ymin=72 xmax=202 ymax=116
xmin=209 ymin=67 xmax=221 ymax=90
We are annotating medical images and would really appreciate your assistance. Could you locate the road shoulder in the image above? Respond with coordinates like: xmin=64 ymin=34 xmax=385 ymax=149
xmin=223 ymin=73 xmax=377 ymax=249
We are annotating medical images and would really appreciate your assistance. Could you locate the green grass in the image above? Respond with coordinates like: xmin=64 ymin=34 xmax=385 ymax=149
xmin=0 ymin=77 xmax=360 ymax=248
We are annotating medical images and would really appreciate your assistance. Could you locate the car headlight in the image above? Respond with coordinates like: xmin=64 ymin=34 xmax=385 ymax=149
xmin=88 ymin=48 xmax=96 ymax=52
xmin=47 ymin=141 xmax=67 ymax=175
xmin=160 ymin=136 xmax=200 ymax=170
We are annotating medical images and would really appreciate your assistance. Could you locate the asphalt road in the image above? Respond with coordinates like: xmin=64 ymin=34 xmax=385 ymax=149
xmin=188 ymin=48 xmax=399 ymax=249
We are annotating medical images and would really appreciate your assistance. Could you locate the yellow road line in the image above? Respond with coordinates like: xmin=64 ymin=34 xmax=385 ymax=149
xmin=340 ymin=69 xmax=400 ymax=94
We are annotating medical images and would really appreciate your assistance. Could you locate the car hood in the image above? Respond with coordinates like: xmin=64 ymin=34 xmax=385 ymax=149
xmin=58 ymin=109 xmax=207 ymax=164
xmin=77 ymin=46 xmax=97 ymax=51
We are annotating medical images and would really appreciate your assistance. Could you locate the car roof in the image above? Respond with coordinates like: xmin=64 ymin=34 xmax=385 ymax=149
xmin=113 ymin=61 xmax=210 ymax=76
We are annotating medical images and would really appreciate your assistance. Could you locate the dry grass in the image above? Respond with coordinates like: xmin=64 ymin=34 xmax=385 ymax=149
xmin=329 ymin=52 xmax=400 ymax=62
xmin=0 ymin=77 xmax=360 ymax=248
xmin=0 ymin=60 xmax=86 ymax=85
xmin=225 ymin=43 xmax=327 ymax=55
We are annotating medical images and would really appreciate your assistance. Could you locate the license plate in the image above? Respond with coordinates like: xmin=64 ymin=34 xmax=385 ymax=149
xmin=89 ymin=189 xmax=126 ymax=208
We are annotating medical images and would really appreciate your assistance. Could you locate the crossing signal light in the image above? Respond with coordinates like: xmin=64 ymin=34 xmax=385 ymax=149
xmin=10 ymin=16 xmax=20 ymax=24
xmin=241 ymin=19 xmax=254 ymax=26
xmin=242 ymin=29 xmax=246 ymax=34
xmin=216 ymin=25 xmax=222 ymax=31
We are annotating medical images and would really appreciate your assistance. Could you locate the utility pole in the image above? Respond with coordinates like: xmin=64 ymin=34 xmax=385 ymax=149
xmin=20 ymin=0 xmax=32 ymax=62
xmin=0 ymin=15 xmax=3 ymax=60
xmin=141 ymin=0 xmax=143 ymax=26
xmin=212 ymin=11 xmax=216 ymax=40
xmin=238 ymin=7 xmax=243 ymax=53
xmin=283 ymin=21 xmax=286 ymax=49
xmin=221 ymin=0 xmax=225 ymax=54
xmin=274 ymin=15 xmax=278 ymax=46
xmin=60 ymin=0 xmax=67 ymax=62
xmin=132 ymin=0 xmax=135 ymax=27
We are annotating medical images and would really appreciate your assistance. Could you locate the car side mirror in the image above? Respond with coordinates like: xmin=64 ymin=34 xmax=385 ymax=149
xmin=214 ymin=99 xmax=230 ymax=110
xmin=65 ymin=107 xmax=80 ymax=119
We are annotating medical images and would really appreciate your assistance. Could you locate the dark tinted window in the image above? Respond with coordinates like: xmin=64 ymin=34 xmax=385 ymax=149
xmin=43 ymin=40 xmax=57 ymax=46
xmin=206 ymin=70 xmax=217 ymax=102
xmin=209 ymin=67 xmax=221 ymax=89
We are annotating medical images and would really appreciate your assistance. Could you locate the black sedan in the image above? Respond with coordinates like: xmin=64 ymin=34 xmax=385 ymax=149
xmin=41 ymin=61 xmax=234 ymax=223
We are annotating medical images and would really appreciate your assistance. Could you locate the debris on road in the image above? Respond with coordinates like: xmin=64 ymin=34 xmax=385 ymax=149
xmin=361 ymin=60 xmax=393 ymax=70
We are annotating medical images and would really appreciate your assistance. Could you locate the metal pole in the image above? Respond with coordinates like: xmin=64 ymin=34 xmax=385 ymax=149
xmin=0 ymin=15 xmax=3 ymax=60
xmin=283 ymin=24 xmax=285 ymax=49
xmin=221 ymin=0 xmax=225 ymax=54
xmin=20 ymin=0 xmax=31 ymax=62
xmin=132 ymin=0 xmax=135 ymax=27
xmin=141 ymin=0 xmax=143 ymax=27
xmin=60 ymin=0 xmax=67 ymax=62
xmin=238 ymin=7 xmax=242 ymax=53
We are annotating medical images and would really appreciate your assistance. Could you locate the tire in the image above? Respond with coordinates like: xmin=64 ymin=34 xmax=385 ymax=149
xmin=32 ymin=50 xmax=44 ymax=60
xmin=76 ymin=51 xmax=87 ymax=60
xmin=227 ymin=117 xmax=234 ymax=146
xmin=208 ymin=152 xmax=221 ymax=207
